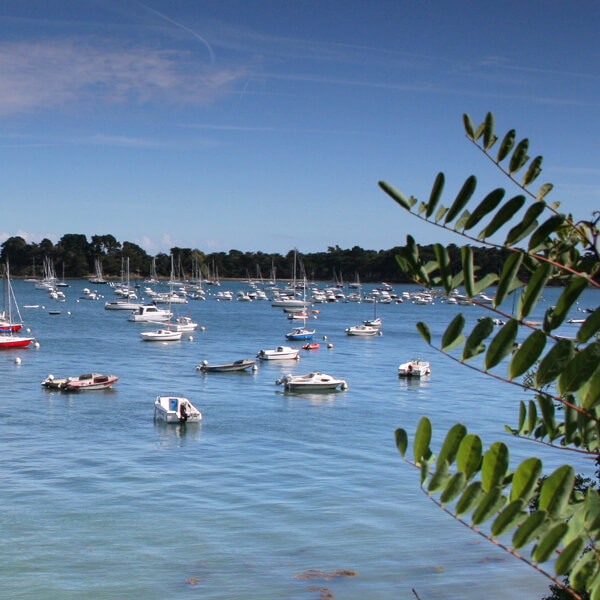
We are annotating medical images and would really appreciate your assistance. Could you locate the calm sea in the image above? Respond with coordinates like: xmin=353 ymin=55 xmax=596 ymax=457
xmin=0 ymin=279 xmax=597 ymax=600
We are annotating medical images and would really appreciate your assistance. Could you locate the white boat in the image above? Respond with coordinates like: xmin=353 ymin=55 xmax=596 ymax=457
xmin=257 ymin=345 xmax=300 ymax=361
xmin=166 ymin=316 xmax=198 ymax=332
xmin=105 ymin=300 xmax=144 ymax=310
xmin=197 ymin=359 xmax=256 ymax=372
xmin=42 ymin=373 xmax=119 ymax=391
xmin=154 ymin=395 xmax=202 ymax=423
xmin=345 ymin=324 xmax=380 ymax=336
xmin=89 ymin=258 xmax=108 ymax=284
xmin=128 ymin=305 xmax=173 ymax=322
xmin=276 ymin=371 xmax=348 ymax=391
xmin=140 ymin=328 xmax=182 ymax=342
xmin=398 ymin=359 xmax=431 ymax=378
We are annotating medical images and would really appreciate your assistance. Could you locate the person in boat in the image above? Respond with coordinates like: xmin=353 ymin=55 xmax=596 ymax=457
xmin=179 ymin=401 xmax=188 ymax=422
xmin=407 ymin=364 xmax=413 ymax=373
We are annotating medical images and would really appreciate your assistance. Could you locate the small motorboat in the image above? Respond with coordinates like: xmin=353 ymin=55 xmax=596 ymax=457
xmin=345 ymin=324 xmax=380 ymax=336
xmin=154 ymin=395 xmax=202 ymax=423
xmin=140 ymin=329 xmax=182 ymax=341
xmin=257 ymin=345 xmax=300 ymax=360
xmin=197 ymin=359 xmax=256 ymax=373
xmin=128 ymin=305 xmax=173 ymax=322
xmin=398 ymin=359 xmax=431 ymax=378
xmin=42 ymin=373 xmax=119 ymax=391
xmin=166 ymin=316 xmax=198 ymax=332
xmin=285 ymin=327 xmax=316 ymax=341
xmin=302 ymin=343 xmax=320 ymax=350
xmin=276 ymin=371 xmax=348 ymax=392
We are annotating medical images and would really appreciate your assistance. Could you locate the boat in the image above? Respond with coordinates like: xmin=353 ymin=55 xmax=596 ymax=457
xmin=89 ymin=258 xmax=108 ymax=284
xmin=257 ymin=345 xmax=300 ymax=360
xmin=42 ymin=373 xmax=119 ymax=391
xmin=285 ymin=327 xmax=316 ymax=341
xmin=362 ymin=298 xmax=382 ymax=328
xmin=302 ymin=342 xmax=320 ymax=350
xmin=0 ymin=263 xmax=35 ymax=349
xmin=166 ymin=316 xmax=198 ymax=332
xmin=196 ymin=359 xmax=256 ymax=372
xmin=398 ymin=359 xmax=431 ymax=378
xmin=345 ymin=324 xmax=380 ymax=336
xmin=140 ymin=328 xmax=182 ymax=342
xmin=105 ymin=299 xmax=144 ymax=310
xmin=128 ymin=305 xmax=173 ymax=322
xmin=275 ymin=371 xmax=348 ymax=391
xmin=154 ymin=395 xmax=202 ymax=423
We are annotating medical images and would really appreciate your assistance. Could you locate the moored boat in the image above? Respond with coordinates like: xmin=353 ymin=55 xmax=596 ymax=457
xmin=42 ymin=373 xmax=119 ymax=391
xmin=345 ymin=324 xmax=380 ymax=336
xmin=196 ymin=359 xmax=256 ymax=372
xmin=275 ymin=371 xmax=348 ymax=391
xmin=398 ymin=359 xmax=431 ymax=378
xmin=257 ymin=345 xmax=300 ymax=360
xmin=140 ymin=328 xmax=182 ymax=341
xmin=154 ymin=395 xmax=202 ymax=423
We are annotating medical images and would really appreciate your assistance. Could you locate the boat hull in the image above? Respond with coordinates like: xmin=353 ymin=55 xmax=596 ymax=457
xmin=0 ymin=336 xmax=34 ymax=348
xmin=197 ymin=360 xmax=256 ymax=372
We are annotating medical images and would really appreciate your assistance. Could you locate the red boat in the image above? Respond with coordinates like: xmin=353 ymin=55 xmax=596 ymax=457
xmin=0 ymin=323 xmax=23 ymax=333
xmin=302 ymin=342 xmax=320 ymax=350
xmin=0 ymin=335 xmax=34 ymax=349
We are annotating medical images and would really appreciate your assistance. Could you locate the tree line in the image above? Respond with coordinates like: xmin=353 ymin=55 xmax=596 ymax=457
xmin=0 ymin=233 xmax=517 ymax=283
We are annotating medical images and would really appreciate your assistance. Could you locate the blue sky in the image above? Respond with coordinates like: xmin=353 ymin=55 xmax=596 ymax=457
xmin=1 ymin=1 xmax=598 ymax=256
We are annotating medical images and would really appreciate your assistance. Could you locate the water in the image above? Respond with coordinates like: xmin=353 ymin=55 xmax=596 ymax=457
xmin=0 ymin=280 xmax=597 ymax=599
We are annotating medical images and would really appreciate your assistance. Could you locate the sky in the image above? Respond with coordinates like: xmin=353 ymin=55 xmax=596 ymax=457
xmin=1 ymin=1 xmax=598 ymax=257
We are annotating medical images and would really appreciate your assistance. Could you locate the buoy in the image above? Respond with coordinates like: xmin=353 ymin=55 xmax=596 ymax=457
xmin=26 ymin=328 xmax=31 ymax=333
xmin=200 ymin=326 xmax=206 ymax=331
xmin=14 ymin=357 xmax=21 ymax=364
xmin=328 ymin=343 xmax=334 ymax=349
xmin=252 ymin=364 xmax=258 ymax=372
xmin=341 ymin=381 xmax=348 ymax=390
xmin=188 ymin=335 xmax=194 ymax=341
xmin=67 ymin=311 xmax=71 ymax=315
xmin=323 ymin=335 xmax=328 ymax=340
xmin=34 ymin=341 xmax=40 ymax=348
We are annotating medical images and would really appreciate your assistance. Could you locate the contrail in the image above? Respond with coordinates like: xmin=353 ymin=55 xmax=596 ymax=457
xmin=138 ymin=1 xmax=216 ymax=65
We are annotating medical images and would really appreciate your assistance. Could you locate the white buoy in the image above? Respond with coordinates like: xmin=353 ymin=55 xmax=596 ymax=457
xmin=252 ymin=364 xmax=258 ymax=372
xmin=26 ymin=328 xmax=31 ymax=332
xmin=341 ymin=381 xmax=348 ymax=390
xmin=328 ymin=343 xmax=334 ymax=349
xmin=323 ymin=335 xmax=328 ymax=340
xmin=188 ymin=335 xmax=194 ymax=341
xmin=34 ymin=341 xmax=40 ymax=348
xmin=200 ymin=326 xmax=206 ymax=331
xmin=67 ymin=311 xmax=71 ymax=315
xmin=14 ymin=357 xmax=21 ymax=364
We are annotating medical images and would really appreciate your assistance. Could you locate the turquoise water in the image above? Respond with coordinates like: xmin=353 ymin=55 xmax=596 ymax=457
xmin=1 ymin=280 xmax=596 ymax=599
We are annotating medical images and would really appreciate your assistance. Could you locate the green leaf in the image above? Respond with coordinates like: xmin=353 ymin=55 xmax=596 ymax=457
xmin=436 ymin=423 xmax=468 ymax=469
xmin=532 ymin=522 xmax=568 ymax=562
xmin=464 ymin=188 xmax=505 ymax=231
xmin=536 ymin=338 xmax=575 ymax=387
xmin=555 ymin=536 xmax=586 ymax=575
xmin=494 ymin=252 xmax=523 ymax=308
xmin=528 ymin=214 xmax=566 ymax=252
xmin=584 ymin=488 xmax=600 ymax=534
xmin=462 ymin=246 xmax=474 ymax=298
xmin=455 ymin=481 xmax=484 ymax=515
xmin=522 ymin=155 xmax=543 ymax=186
xmin=481 ymin=442 xmax=510 ymax=493
xmin=539 ymin=465 xmax=575 ymax=518
xmin=527 ymin=400 xmax=538 ymax=438
xmin=428 ymin=460 xmax=450 ymax=493
xmin=544 ymin=277 xmax=589 ymax=332
xmin=483 ymin=112 xmax=495 ymax=149
xmin=517 ymin=262 xmax=552 ymax=320
xmin=517 ymin=400 xmax=527 ymax=434
xmin=581 ymin=366 xmax=600 ymax=410
xmin=570 ymin=550 xmax=600 ymax=592
xmin=440 ymin=472 xmax=467 ymax=504
xmin=435 ymin=204 xmax=448 ymax=223
xmin=413 ymin=416 xmax=432 ymax=465
xmin=510 ymin=457 xmax=543 ymax=502
xmin=463 ymin=113 xmax=475 ymax=139
xmin=538 ymin=394 xmax=557 ymax=438
xmin=484 ymin=319 xmax=518 ymax=370
xmin=394 ymin=428 xmax=408 ymax=457
xmin=416 ymin=321 xmax=432 ymax=344
xmin=454 ymin=209 xmax=471 ymax=231
xmin=496 ymin=129 xmax=516 ymax=162
xmin=558 ymin=342 xmax=600 ymax=395
xmin=456 ymin=434 xmax=482 ymax=480
xmin=462 ymin=318 xmax=494 ymax=361
xmin=379 ymin=181 xmax=411 ymax=210
xmin=433 ymin=244 xmax=452 ymax=293
xmin=509 ymin=330 xmax=546 ymax=379
xmin=478 ymin=195 xmax=526 ymax=240
xmin=504 ymin=202 xmax=546 ymax=246
xmin=442 ymin=313 xmax=466 ymax=351
xmin=578 ymin=307 xmax=600 ymax=344
xmin=472 ymin=486 xmax=505 ymax=525
xmin=426 ymin=172 xmax=445 ymax=218
xmin=512 ymin=510 xmax=549 ymax=549
xmin=509 ymin=139 xmax=530 ymax=174
xmin=537 ymin=183 xmax=553 ymax=201
xmin=472 ymin=273 xmax=499 ymax=296
xmin=491 ymin=499 xmax=527 ymax=537
xmin=445 ymin=176 xmax=477 ymax=224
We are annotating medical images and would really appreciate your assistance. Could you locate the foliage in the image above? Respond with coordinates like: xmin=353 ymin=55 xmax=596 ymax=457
xmin=380 ymin=112 xmax=600 ymax=600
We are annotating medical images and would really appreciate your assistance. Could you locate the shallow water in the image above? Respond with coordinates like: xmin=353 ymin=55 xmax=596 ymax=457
xmin=0 ymin=280 xmax=596 ymax=599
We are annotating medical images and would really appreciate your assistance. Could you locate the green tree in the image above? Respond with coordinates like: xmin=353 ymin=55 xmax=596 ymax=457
xmin=379 ymin=112 xmax=600 ymax=600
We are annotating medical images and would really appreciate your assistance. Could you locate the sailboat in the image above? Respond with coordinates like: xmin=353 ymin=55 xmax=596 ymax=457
xmin=285 ymin=276 xmax=315 ymax=340
xmin=89 ymin=257 xmax=107 ymax=284
xmin=0 ymin=263 xmax=35 ymax=348
xmin=345 ymin=299 xmax=381 ymax=336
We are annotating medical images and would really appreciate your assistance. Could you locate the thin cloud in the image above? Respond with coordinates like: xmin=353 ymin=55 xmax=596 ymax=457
xmin=0 ymin=38 xmax=248 ymax=117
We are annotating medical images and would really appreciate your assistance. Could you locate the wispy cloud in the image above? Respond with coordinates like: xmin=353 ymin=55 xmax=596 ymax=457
xmin=0 ymin=38 xmax=248 ymax=117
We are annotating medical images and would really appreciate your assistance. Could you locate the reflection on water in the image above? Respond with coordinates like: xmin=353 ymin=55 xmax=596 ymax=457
xmin=154 ymin=419 xmax=203 ymax=446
